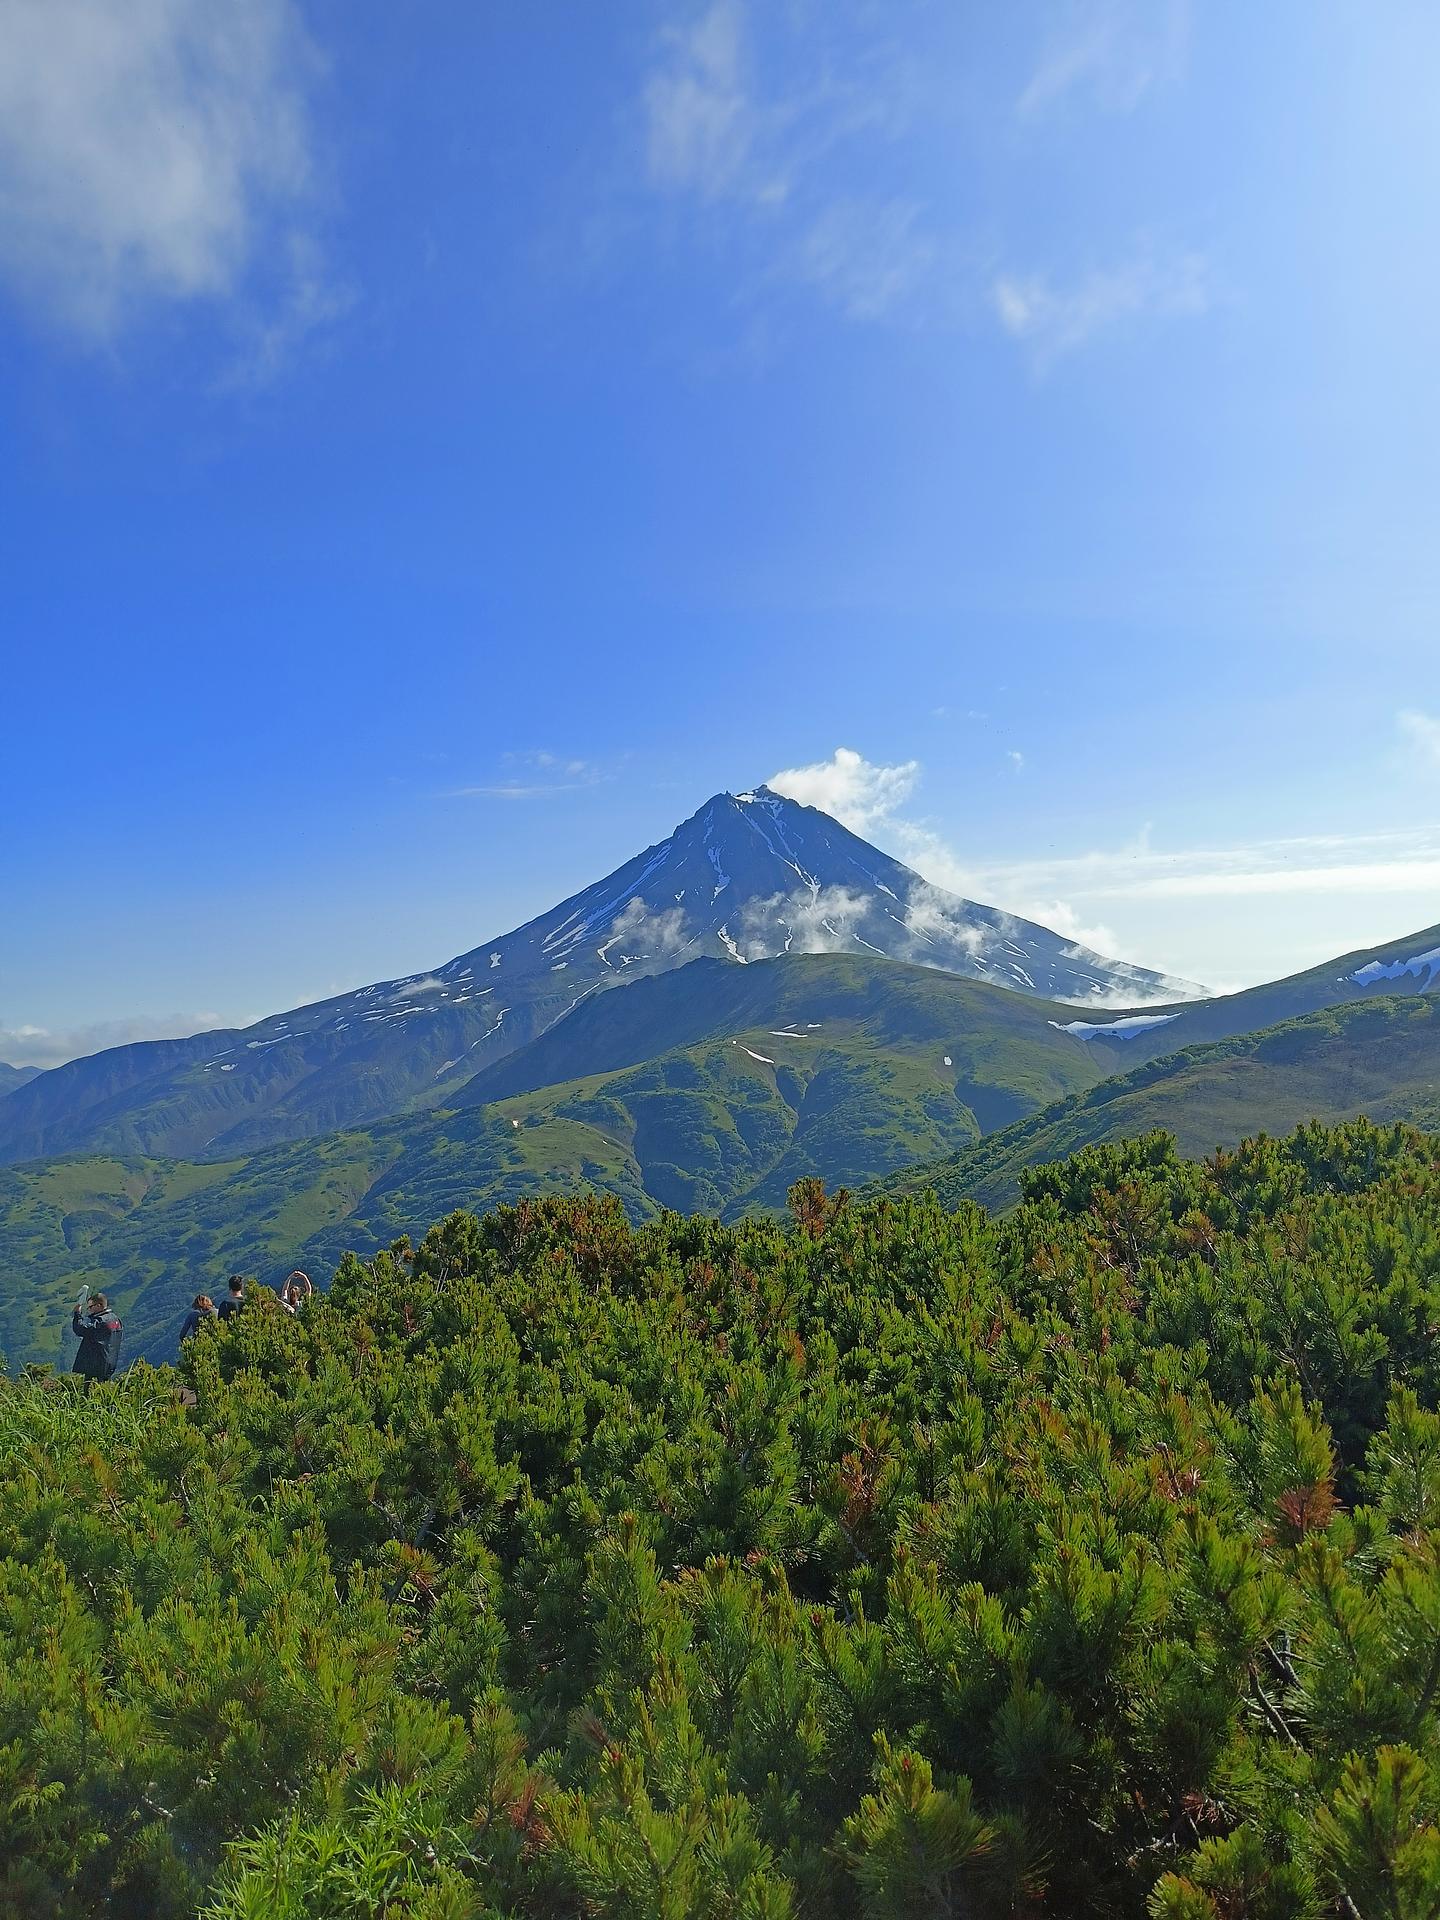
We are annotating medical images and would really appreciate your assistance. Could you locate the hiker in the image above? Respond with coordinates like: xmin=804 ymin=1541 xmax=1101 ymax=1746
xmin=217 ymin=1275 xmax=247 ymax=1322
xmin=179 ymin=1293 xmax=219 ymax=1343
xmin=278 ymin=1271 xmax=313 ymax=1315
xmin=71 ymin=1291 xmax=122 ymax=1387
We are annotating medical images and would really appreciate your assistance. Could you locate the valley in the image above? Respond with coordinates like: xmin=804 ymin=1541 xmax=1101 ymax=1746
xmin=5 ymin=789 xmax=1440 ymax=1377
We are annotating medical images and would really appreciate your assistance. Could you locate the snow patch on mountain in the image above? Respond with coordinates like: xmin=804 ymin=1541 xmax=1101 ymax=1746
xmin=1352 ymin=942 xmax=1440 ymax=987
xmin=1050 ymin=1013 xmax=1181 ymax=1040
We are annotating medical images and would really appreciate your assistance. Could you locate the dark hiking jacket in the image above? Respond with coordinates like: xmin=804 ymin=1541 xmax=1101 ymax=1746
xmin=72 ymin=1308 xmax=122 ymax=1380
xmin=217 ymin=1293 xmax=245 ymax=1322
xmin=179 ymin=1307 xmax=218 ymax=1343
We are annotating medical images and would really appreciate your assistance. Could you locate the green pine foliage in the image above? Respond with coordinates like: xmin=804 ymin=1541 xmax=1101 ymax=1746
xmin=4 ymin=1115 xmax=1440 ymax=1916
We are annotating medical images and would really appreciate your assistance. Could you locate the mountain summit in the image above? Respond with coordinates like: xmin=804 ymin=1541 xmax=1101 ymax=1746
xmin=474 ymin=785 xmax=1198 ymax=1002
xmin=0 ymin=786 xmax=1198 ymax=1166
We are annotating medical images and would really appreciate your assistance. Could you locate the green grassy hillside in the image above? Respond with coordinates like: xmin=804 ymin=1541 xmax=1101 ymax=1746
xmin=883 ymin=990 xmax=1440 ymax=1211
xmin=458 ymin=951 xmax=1121 ymax=1117
xmin=0 ymin=955 xmax=1118 ymax=1370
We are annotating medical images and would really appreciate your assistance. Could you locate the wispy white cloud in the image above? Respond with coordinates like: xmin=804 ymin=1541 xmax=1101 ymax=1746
xmin=600 ymin=897 xmax=700 ymax=976
xmin=790 ymin=196 xmax=936 ymax=322
xmin=737 ymin=884 xmax=879 ymax=961
xmin=991 ymin=247 xmax=1212 ymax=365
xmin=1007 ymin=749 xmax=1025 ymax=773
xmin=505 ymin=749 xmax=602 ymax=778
xmin=897 ymin=880 xmax=987 ymax=961
xmin=633 ymin=4 xmax=1210 ymax=363
xmin=219 ymin=231 xmax=352 ymax=391
xmin=768 ymin=746 xmax=919 ymax=833
xmin=450 ymin=751 xmax=608 ymax=801
xmin=450 ymin=784 xmax=589 ymax=802
xmin=932 ymin=823 xmax=1440 ymax=907
xmin=767 ymin=746 xmax=1440 ymax=988
xmin=0 ymin=1010 xmax=226 ymax=1070
xmin=636 ymin=2 xmax=937 ymax=330
xmin=1015 ymin=899 xmax=1122 ymax=958
xmin=927 ymin=823 xmax=1440 ymax=991
xmin=641 ymin=1 xmax=909 ymax=209
xmin=0 ymin=0 xmax=340 ymax=372
xmin=1019 ymin=0 xmax=1190 ymax=119
xmin=1399 ymin=709 xmax=1440 ymax=769
xmin=644 ymin=0 xmax=760 ymax=201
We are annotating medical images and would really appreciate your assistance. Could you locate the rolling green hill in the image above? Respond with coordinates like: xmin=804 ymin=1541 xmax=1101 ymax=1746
xmin=460 ymin=950 xmax=1131 ymax=1120
xmin=882 ymin=990 xmax=1440 ymax=1211
xmin=0 ymin=953 xmax=1124 ymax=1370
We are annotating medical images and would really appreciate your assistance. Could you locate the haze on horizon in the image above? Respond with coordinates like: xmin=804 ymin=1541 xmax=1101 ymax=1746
xmin=4 ymin=2 xmax=1440 ymax=1067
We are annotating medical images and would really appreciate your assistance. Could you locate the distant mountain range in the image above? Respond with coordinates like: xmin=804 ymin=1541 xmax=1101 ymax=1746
xmin=0 ymin=952 xmax=1147 ymax=1365
xmin=5 ymin=783 xmax=1440 ymax=1375
xmin=0 ymin=1065 xmax=42 ymax=1100
xmin=1028 ymin=924 xmax=1440 ymax=1063
xmin=6 ymin=917 xmax=1440 ymax=1369
xmin=0 ymin=786 xmax=1198 ymax=1167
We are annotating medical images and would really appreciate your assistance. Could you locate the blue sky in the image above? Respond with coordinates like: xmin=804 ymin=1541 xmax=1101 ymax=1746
xmin=4 ymin=0 xmax=1440 ymax=1064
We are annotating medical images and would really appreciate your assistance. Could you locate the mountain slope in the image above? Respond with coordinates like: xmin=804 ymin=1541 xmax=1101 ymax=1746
xmin=881 ymin=991 xmax=1440 ymax=1212
xmin=1032 ymin=922 xmax=1440 ymax=1065
xmin=0 ymin=1064 xmax=42 ymax=1100
xmin=0 ymin=953 xmax=1135 ymax=1368
xmin=0 ymin=787 xmax=1196 ymax=1168
xmin=457 ymin=948 xmax=1139 ymax=1118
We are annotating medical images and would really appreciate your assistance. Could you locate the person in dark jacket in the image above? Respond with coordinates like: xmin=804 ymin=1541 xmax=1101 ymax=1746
xmin=217 ymin=1275 xmax=246 ymax=1321
xmin=179 ymin=1294 xmax=219 ymax=1344
xmin=71 ymin=1292 xmax=122 ymax=1386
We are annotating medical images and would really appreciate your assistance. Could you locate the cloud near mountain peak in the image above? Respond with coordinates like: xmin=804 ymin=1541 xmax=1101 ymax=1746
xmin=768 ymin=747 xmax=919 ymax=834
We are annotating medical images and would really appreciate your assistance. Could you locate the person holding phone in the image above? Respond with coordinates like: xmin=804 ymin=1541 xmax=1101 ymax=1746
xmin=71 ymin=1291 xmax=122 ymax=1387
xmin=278 ymin=1271 xmax=313 ymax=1315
